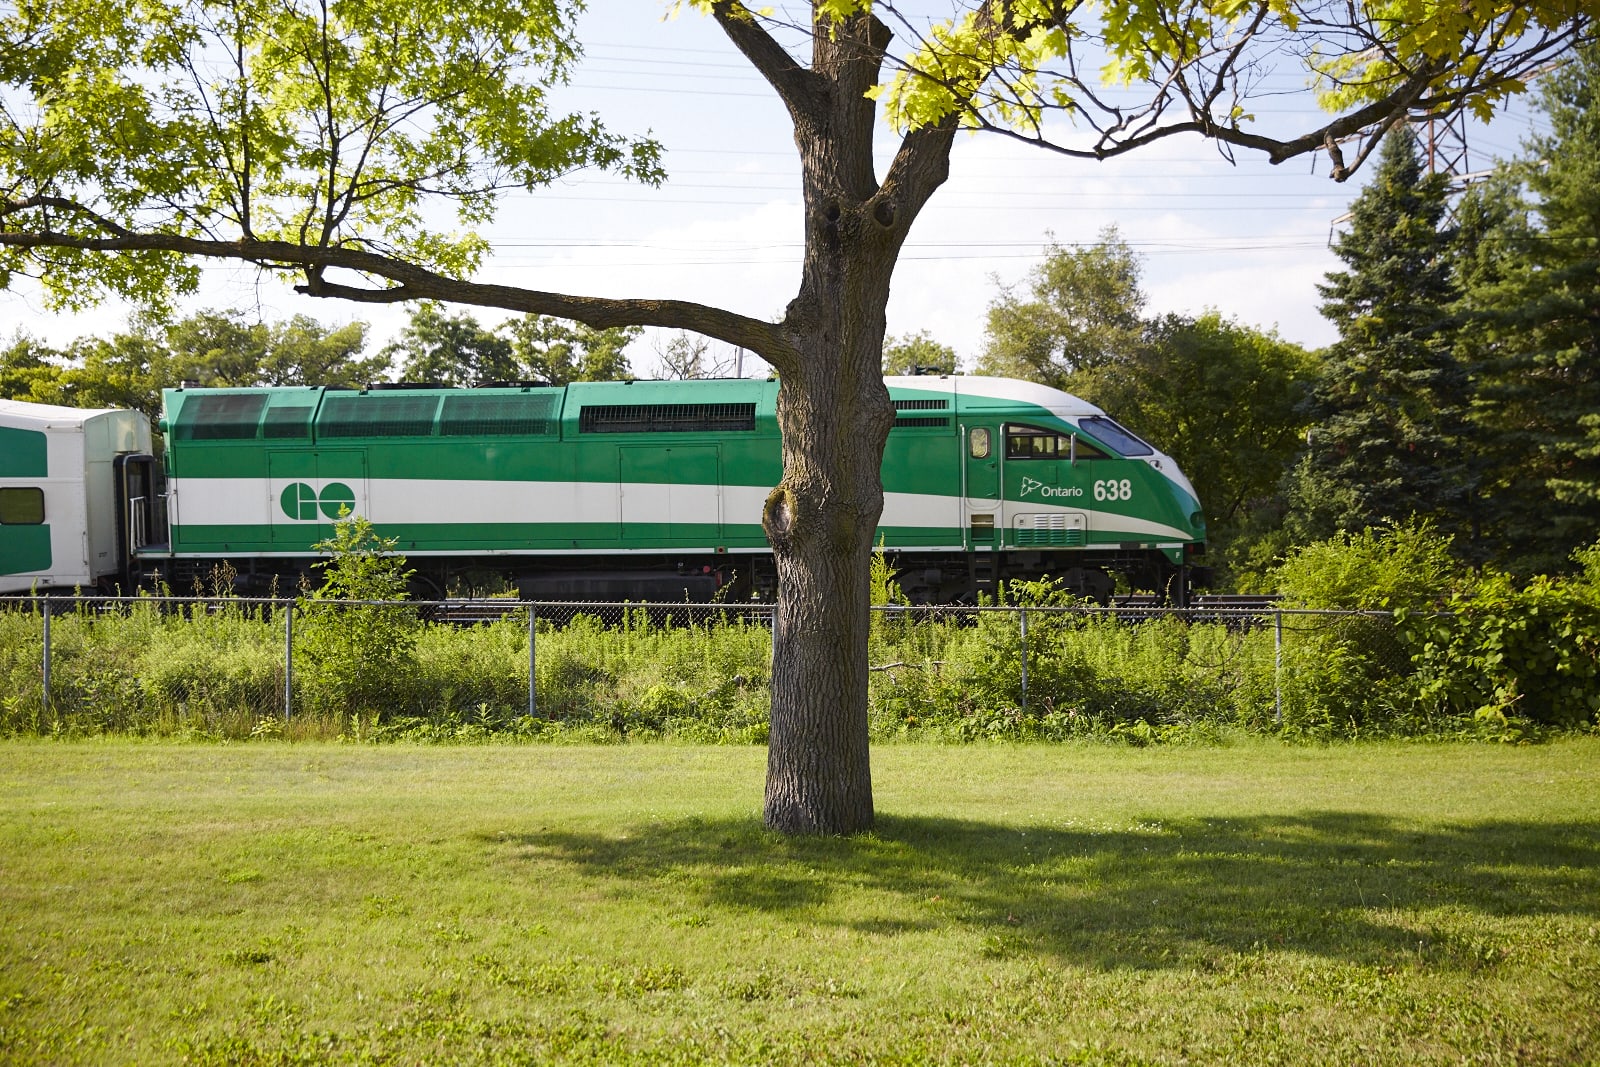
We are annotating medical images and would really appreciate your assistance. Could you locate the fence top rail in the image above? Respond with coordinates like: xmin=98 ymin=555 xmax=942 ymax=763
xmin=1 ymin=594 xmax=297 ymax=606
xmin=0 ymin=594 xmax=1415 ymax=619
xmin=0 ymin=595 xmax=771 ymax=611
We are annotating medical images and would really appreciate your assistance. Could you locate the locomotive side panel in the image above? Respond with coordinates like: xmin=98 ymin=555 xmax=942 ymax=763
xmin=149 ymin=377 xmax=1206 ymax=601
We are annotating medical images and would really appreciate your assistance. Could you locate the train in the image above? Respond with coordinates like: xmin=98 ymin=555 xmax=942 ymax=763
xmin=1 ymin=375 xmax=1209 ymax=603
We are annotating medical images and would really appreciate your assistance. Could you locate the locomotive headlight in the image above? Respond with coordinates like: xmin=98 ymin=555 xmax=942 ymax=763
xmin=1190 ymin=510 xmax=1205 ymax=528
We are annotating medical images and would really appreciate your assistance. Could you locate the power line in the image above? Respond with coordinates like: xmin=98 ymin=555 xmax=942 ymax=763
xmin=476 ymin=240 xmax=1333 ymax=265
xmin=476 ymin=237 xmax=1328 ymax=250
xmin=517 ymin=181 xmax=1348 ymax=199
xmin=488 ymin=191 xmax=1346 ymax=211
xmin=568 ymin=78 xmax=1365 ymax=116
xmin=613 ymin=165 xmax=1348 ymax=181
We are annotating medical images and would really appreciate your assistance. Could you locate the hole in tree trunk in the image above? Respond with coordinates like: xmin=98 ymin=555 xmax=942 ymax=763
xmin=764 ymin=486 xmax=796 ymax=541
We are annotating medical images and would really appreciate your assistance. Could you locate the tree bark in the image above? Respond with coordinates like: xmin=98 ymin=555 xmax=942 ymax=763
xmin=760 ymin=350 xmax=890 ymax=834
xmin=718 ymin=4 xmax=953 ymax=834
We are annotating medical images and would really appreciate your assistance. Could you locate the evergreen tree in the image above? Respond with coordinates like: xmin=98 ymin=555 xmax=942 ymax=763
xmin=1291 ymin=127 xmax=1474 ymax=547
xmin=1461 ymin=46 xmax=1600 ymax=574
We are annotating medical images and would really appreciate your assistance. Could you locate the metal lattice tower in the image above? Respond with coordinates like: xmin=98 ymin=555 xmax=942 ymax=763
xmin=1329 ymin=108 xmax=1491 ymax=240
xmin=1423 ymin=109 xmax=1474 ymax=185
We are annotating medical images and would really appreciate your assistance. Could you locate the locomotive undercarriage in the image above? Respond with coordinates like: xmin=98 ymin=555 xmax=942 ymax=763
xmin=138 ymin=552 xmax=771 ymax=603
xmin=890 ymin=548 xmax=1203 ymax=606
xmin=140 ymin=547 xmax=1201 ymax=606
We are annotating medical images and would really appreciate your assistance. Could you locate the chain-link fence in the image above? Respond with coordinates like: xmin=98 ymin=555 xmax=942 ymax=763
xmin=0 ymin=594 xmax=1439 ymax=741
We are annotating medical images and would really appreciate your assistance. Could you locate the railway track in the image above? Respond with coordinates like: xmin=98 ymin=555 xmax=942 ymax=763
xmin=420 ymin=594 xmax=1284 ymax=626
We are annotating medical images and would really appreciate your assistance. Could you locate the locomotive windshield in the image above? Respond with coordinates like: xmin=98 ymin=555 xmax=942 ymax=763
xmin=1078 ymin=416 xmax=1153 ymax=457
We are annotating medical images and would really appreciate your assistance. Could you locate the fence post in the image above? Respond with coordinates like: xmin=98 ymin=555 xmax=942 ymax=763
xmin=1273 ymin=609 xmax=1284 ymax=727
xmin=1019 ymin=606 xmax=1029 ymax=714
xmin=283 ymin=601 xmax=294 ymax=722
xmin=40 ymin=597 xmax=51 ymax=726
xmin=527 ymin=603 xmax=538 ymax=719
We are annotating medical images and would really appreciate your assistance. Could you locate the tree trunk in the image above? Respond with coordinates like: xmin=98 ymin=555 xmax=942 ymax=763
xmin=761 ymin=275 xmax=896 ymax=835
xmin=749 ymin=8 xmax=946 ymax=835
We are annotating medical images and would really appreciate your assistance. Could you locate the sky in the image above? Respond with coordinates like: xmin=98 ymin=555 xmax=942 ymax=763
xmin=0 ymin=1 xmax=1555 ymax=377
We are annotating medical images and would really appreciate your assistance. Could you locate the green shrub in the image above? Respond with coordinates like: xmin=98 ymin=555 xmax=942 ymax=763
xmin=1405 ymin=565 xmax=1600 ymax=729
xmin=295 ymin=514 xmax=420 ymax=722
xmin=3 ymin=535 xmax=1595 ymax=742
xmin=1274 ymin=521 xmax=1457 ymax=610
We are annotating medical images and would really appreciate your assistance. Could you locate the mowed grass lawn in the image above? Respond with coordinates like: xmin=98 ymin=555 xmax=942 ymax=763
xmin=2 ymin=740 xmax=1597 ymax=1066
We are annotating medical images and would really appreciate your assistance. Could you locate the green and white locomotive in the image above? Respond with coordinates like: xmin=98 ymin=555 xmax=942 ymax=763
xmin=3 ymin=376 xmax=1208 ymax=602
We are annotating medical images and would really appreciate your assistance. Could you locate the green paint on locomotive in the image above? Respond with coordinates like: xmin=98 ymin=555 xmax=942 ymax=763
xmin=154 ymin=378 xmax=1204 ymax=563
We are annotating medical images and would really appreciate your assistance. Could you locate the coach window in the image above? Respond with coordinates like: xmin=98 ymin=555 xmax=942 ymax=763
xmin=969 ymin=427 xmax=991 ymax=459
xmin=0 ymin=487 xmax=45 ymax=525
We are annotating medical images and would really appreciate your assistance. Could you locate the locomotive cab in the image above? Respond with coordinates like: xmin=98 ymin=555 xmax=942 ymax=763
xmin=882 ymin=376 xmax=1207 ymax=604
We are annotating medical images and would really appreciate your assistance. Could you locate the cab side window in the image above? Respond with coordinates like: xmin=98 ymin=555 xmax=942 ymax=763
xmin=1074 ymin=437 xmax=1111 ymax=460
xmin=1006 ymin=426 xmax=1110 ymax=460
xmin=0 ymin=487 xmax=45 ymax=525
xmin=1006 ymin=428 xmax=1059 ymax=459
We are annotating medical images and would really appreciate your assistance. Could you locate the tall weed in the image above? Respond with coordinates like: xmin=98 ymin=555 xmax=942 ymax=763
xmin=3 ymin=529 xmax=1596 ymax=741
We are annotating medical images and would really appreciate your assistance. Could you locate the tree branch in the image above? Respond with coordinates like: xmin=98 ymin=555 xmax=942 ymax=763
xmin=0 ymin=223 xmax=790 ymax=355
xmin=882 ymin=1 xmax=1588 ymax=182
xmin=961 ymin=60 xmax=1441 ymax=179
xmin=879 ymin=119 xmax=958 ymax=222
xmin=1 ymin=195 xmax=133 ymax=236
xmin=709 ymin=2 xmax=821 ymax=122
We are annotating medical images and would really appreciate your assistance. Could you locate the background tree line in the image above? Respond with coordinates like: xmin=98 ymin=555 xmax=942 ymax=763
xmin=965 ymin=47 xmax=1600 ymax=588
xmin=1 ymin=307 xmax=643 ymax=424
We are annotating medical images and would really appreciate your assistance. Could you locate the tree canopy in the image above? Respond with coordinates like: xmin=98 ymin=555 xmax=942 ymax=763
xmin=386 ymin=304 xmax=522 ymax=388
xmin=978 ymin=227 xmax=1144 ymax=388
xmin=882 ymin=330 xmax=958 ymax=376
xmin=3 ymin=1 xmax=1585 ymax=331
xmin=505 ymin=316 xmax=637 ymax=385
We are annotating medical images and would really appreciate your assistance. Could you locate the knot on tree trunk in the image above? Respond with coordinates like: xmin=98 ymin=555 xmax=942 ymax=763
xmin=820 ymin=200 xmax=843 ymax=250
xmin=763 ymin=485 xmax=799 ymax=548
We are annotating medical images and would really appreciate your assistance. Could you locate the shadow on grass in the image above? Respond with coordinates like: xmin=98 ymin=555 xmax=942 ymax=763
xmin=491 ymin=812 xmax=1600 ymax=971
